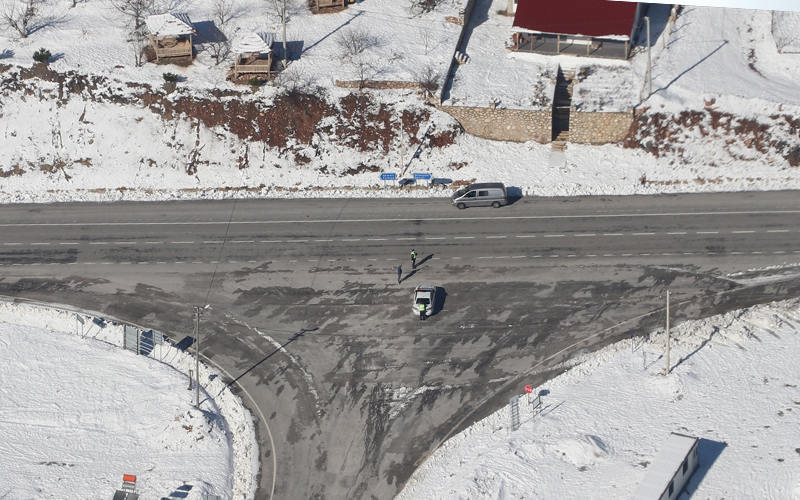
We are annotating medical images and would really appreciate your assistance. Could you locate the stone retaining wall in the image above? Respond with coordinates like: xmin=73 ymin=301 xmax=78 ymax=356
xmin=569 ymin=109 xmax=633 ymax=144
xmin=440 ymin=105 xmax=633 ymax=144
xmin=439 ymin=105 xmax=552 ymax=143
xmin=335 ymin=80 xmax=425 ymax=90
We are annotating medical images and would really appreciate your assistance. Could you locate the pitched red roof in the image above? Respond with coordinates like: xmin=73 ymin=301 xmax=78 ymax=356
xmin=513 ymin=0 xmax=639 ymax=38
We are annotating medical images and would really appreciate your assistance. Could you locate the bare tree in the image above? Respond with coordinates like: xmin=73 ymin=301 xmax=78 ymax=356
xmin=414 ymin=64 xmax=440 ymax=98
xmin=109 ymin=0 xmax=153 ymax=30
xmin=409 ymin=0 xmax=438 ymax=16
xmin=336 ymin=25 xmax=379 ymax=57
xmin=205 ymin=0 xmax=233 ymax=65
xmin=2 ymin=0 xmax=43 ymax=38
xmin=418 ymin=26 xmax=432 ymax=55
xmin=129 ymin=26 xmax=148 ymax=66
xmin=345 ymin=52 xmax=376 ymax=89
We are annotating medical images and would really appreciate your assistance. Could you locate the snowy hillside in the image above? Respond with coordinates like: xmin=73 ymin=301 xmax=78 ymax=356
xmin=0 ymin=1 xmax=799 ymax=202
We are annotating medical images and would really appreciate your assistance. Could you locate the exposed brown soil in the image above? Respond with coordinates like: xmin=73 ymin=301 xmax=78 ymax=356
xmin=1 ymin=65 xmax=452 ymax=168
xmin=625 ymin=109 xmax=800 ymax=167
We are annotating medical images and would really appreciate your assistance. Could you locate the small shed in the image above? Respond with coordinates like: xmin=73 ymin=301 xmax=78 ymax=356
xmin=510 ymin=0 xmax=642 ymax=59
xmin=630 ymin=433 xmax=700 ymax=500
xmin=231 ymin=31 xmax=275 ymax=79
xmin=145 ymin=13 xmax=195 ymax=61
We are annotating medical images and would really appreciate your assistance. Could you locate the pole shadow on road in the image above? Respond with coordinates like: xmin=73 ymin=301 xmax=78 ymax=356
xmin=226 ymin=328 xmax=316 ymax=388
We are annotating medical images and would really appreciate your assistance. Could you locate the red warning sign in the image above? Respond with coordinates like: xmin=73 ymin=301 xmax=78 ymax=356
xmin=524 ymin=385 xmax=532 ymax=393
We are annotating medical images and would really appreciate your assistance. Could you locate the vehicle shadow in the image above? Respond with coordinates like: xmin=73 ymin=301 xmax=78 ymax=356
xmin=506 ymin=186 xmax=524 ymax=206
xmin=432 ymin=286 xmax=447 ymax=316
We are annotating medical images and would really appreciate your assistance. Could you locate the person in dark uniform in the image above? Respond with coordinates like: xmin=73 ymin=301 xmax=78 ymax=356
xmin=397 ymin=265 xmax=402 ymax=284
xmin=419 ymin=302 xmax=426 ymax=321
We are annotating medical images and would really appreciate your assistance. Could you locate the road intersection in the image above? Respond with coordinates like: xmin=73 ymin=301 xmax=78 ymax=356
xmin=1 ymin=191 xmax=799 ymax=499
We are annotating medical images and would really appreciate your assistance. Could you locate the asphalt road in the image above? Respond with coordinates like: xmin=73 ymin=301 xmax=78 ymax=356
xmin=1 ymin=191 xmax=800 ymax=500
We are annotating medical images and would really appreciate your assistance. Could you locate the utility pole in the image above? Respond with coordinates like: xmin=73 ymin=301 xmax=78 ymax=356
xmin=194 ymin=305 xmax=209 ymax=407
xmin=664 ymin=290 xmax=670 ymax=376
xmin=645 ymin=16 xmax=652 ymax=98
xmin=282 ymin=0 xmax=288 ymax=69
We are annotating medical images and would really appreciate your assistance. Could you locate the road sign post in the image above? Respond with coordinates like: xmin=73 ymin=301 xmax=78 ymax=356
xmin=413 ymin=172 xmax=432 ymax=186
xmin=380 ymin=172 xmax=397 ymax=187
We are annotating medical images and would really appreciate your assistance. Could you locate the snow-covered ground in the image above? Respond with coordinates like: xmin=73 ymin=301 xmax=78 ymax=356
xmin=0 ymin=301 xmax=257 ymax=500
xmin=396 ymin=298 xmax=800 ymax=499
xmin=0 ymin=1 xmax=799 ymax=202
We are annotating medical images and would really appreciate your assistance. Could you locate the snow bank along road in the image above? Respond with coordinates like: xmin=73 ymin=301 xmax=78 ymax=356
xmin=1 ymin=191 xmax=800 ymax=500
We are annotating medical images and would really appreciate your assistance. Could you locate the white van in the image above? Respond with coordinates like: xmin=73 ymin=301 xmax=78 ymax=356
xmin=451 ymin=183 xmax=508 ymax=209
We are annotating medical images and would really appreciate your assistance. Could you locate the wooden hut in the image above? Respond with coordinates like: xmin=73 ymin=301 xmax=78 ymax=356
xmin=145 ymin=13 xmax=195 ymax=62
xmin=231 ymin=31 xmax=275 ymax=80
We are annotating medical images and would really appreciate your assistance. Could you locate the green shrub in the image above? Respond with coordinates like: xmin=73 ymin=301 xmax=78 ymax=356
xmin=248 ymin=77 xmax=266 ymax=88
xmin=162 ymin=72 xmax=180 ymax=83
xmin=33 ymin=48 xmax=52 ymax=64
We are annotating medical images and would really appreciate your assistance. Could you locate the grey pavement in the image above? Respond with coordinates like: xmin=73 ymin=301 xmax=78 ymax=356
xmin=1 ymin=191 xmax=799 ymax=499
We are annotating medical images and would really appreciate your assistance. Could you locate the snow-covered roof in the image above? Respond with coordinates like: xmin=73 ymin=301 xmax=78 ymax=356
xmin=630 ymin=433 xmax=698 ymax=500
xmin=145 ymin=13 xmax=194 ymax=37
xmin=232 ymin=31 xmax=275 ymax=55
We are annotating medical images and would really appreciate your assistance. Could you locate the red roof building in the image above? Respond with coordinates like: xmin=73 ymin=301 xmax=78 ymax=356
xmin=510 ymin=0 xmax=642 ymax=59
xmin=513 ymin=0 xmax=640 ymax=38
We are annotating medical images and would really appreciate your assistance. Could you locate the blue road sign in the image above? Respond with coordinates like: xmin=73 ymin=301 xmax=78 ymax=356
xmin=413 ymin=172 xmax=432 ymax=180
xmin=380 ymin=173 xmax=397 ymax=180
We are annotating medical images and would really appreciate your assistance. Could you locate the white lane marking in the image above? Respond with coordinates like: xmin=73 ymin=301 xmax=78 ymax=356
xmin=773 ymin=251 xmax=785 ymax=254
xmin=533 ymin=255 xmax=542 ymax=258
xmin=31 ymin=242 xmax=51 ymax=246
xmin=171 ymin=241 xmax=194 ymax=244
xmin=632 ymin=232 xmax=655 ymax=236
xmin=516 ymin=235 xmax=536 ymax=238
xmin=89 ymin=242 xmax=109 ymax=245
xmin=767 ymin=229 xmax=789 ymax=233
xmin=667 ymin=232 xmax=686 ymax=235
xmin=512 ymin=255 xmax=525 ymax=258
xmin=544 ymin=234 xmax=564 ymax=238
xmin=587 ymin=254 xmax=596 ymax=257
xmin=146 ymin=241 xmax=163 ymax=244
xmin=454 ymin=236 xmax=474 ymax=239
xmin=697 ymin=231 xmax=718 ymax=234
xmin=232 ymin=240 xmax=255 ymax=243
xmin=604 ymin=233 xmax=623 ymax=236
xmin=59 ymin=242 xmax=79 ymax=245
xmin=683 ymin=252 xmax=694 ymax=255
xmin=342 ymin=238 xmax=361 ymax=241
xmin=451 ymin=257 xmax=461 ymax=259
xmin=387 ymin=258 xmax=398 ymax=261
xmin=367 ymin=238 xmax=387 ymax=241
xmin=396 ymin=237 xmax=416 ymax=240
xmin=3 ymin=242 xmax=21 ymax=245
xmin=478 ymin=256 xmax=494 ymax=259
xmin=315 ymin=239 xmax=332 ymax=242
xmin=425 ymin=237 xmax=446 ymax=240
xmin=367 ymin=258 xmax=377 ymax=261
xmin=604 ymin=254 xmax=615 ymax=257
xmin=640 ymin=253 xmax=650 ymax=256
xmin=6 ymin=209 xmax=800 ymax=227
xmin=567 ymin=254 xmax=576 ymax=257
xmin=286 ymin=239 xmax=308 ymax=243
xmin=550 ymin=254 xmax=559 ymax=258
xmin=496 ymin=256 xmax=509 ymax=259
xmin=662 ymin=252 xmax=672 ymax=255
xmin=204 ymin=240 xmax=223 ymax=244
xmin=731 ymin=230 xmax=754 ymax=234
xmin=622 ymin=253 xmax=632 ymax=256
xmin=261 ymin=240 xmax=283 ymax=243
xmin=114 ymin=241 xmax=136 ymax=245
xmin=486 ymin=236 xmax=507 ymax=239
xmin=575 ymin=233 xmax=596 ymax=237
xmin=751 ymin=251 xmax=763 ymax=254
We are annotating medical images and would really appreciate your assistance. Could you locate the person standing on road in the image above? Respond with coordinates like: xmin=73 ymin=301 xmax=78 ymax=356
xmin=397 ymin=265 xmax=403 ymax=284
xmin=411 ymin=249 xmax=418 ymax=268
xmin=419 ymin=302 xmax=426 ymax=321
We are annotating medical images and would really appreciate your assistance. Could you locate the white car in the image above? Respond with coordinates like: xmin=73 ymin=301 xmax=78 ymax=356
xmin=413 ymin=285 xmax=436 ymax=315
